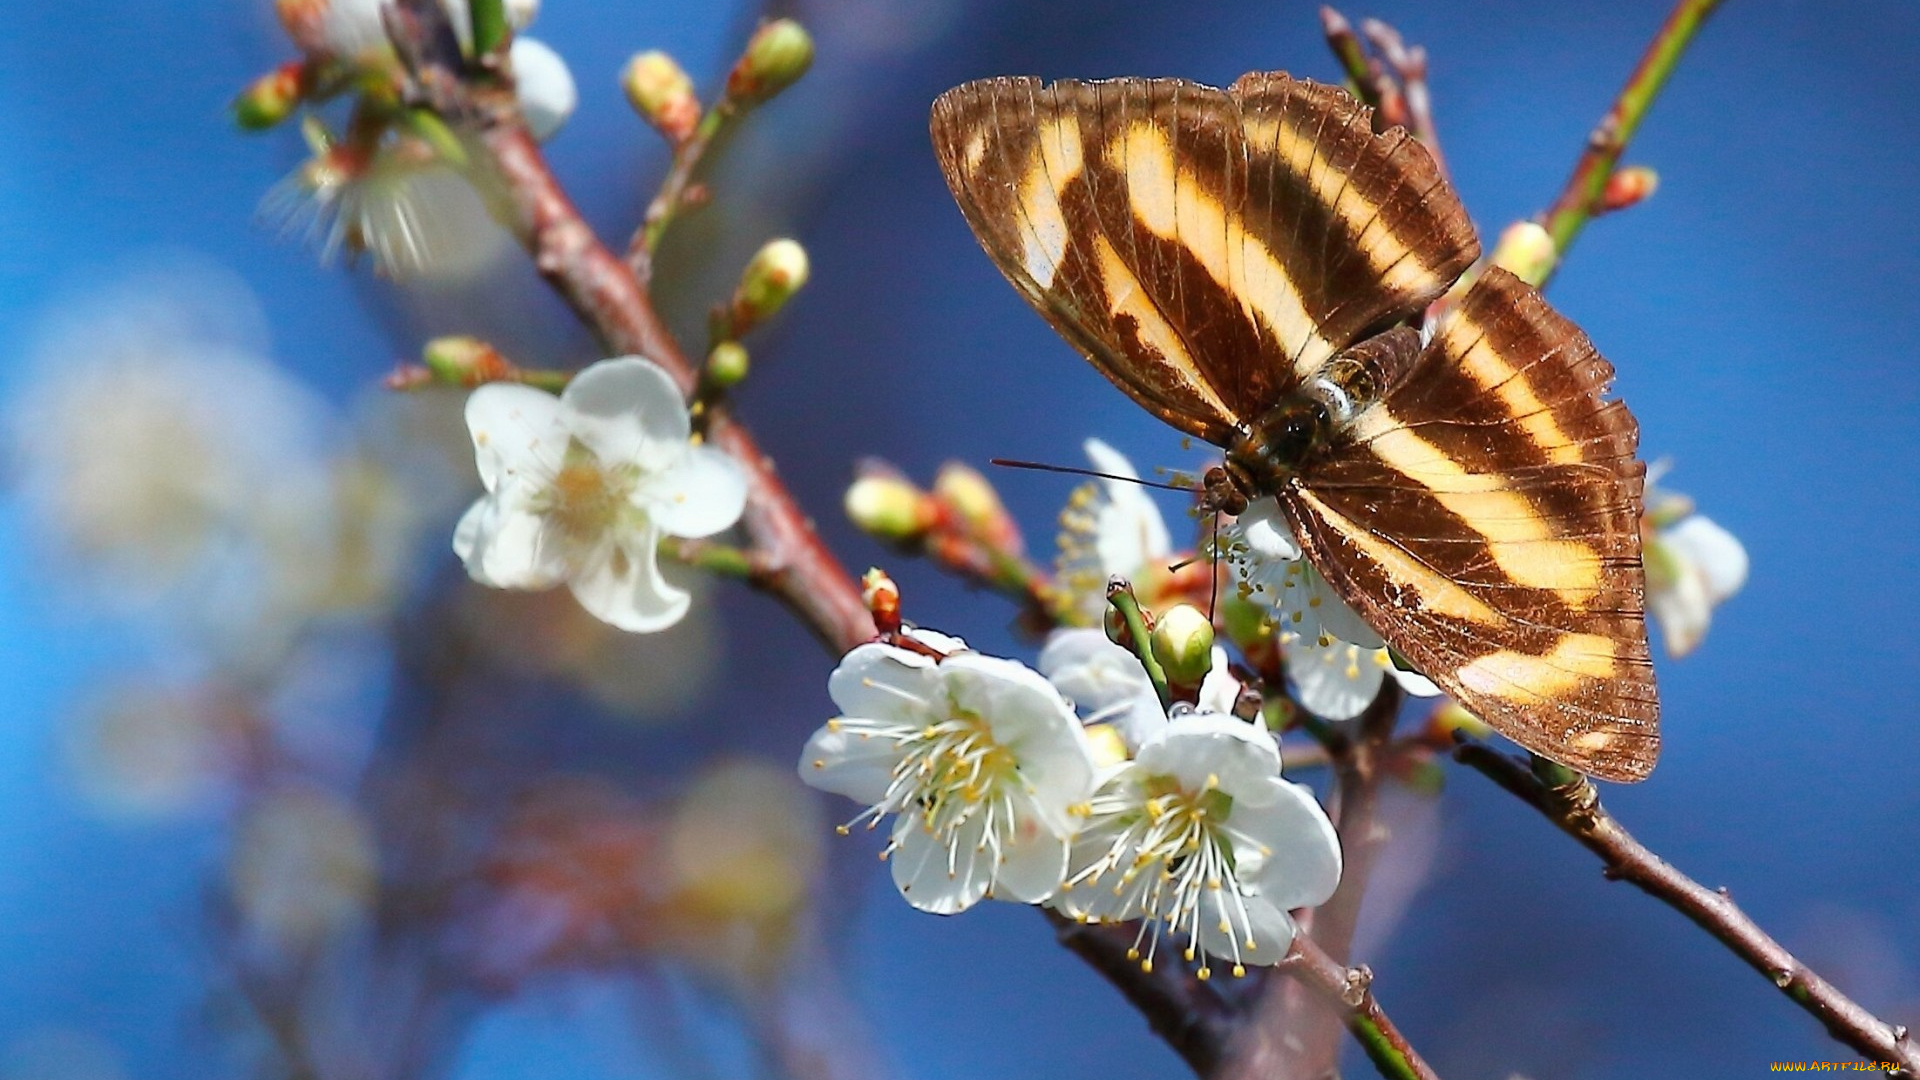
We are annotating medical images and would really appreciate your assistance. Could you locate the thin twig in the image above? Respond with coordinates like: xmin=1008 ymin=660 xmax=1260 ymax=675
xmin=629 ymin=102 xmax=735 ymax=283
xmin=1319 ymin=7 xmax=1407 ymax=131
xmin=1538 ymin=0 xmax=1725 ymax=280
xmin=1456 ymin=742 xmax=1919 ymax=1073
xmin=1360 ymin=19 xmax=1445 ymax=176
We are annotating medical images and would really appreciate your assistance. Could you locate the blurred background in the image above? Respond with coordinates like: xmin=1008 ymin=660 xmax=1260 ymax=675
xmin=2 ymin=1 xmax=1917 ymax=1078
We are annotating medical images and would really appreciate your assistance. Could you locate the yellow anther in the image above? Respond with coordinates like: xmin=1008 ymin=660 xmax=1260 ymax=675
xmin=1232 ymin=964 xmax=1247 ymax=978
xmin=1196 ymin=966 xmax=1212 ymax=981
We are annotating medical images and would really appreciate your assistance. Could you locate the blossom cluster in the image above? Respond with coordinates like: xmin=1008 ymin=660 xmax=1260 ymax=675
xmin=799 ymin=630 xmax=1340 ymax=977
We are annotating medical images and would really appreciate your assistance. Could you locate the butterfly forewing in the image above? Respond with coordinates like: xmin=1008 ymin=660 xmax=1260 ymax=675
xmin=930 ymin=74 xmax=1480 ymax=441
xmin=1283 ymin=268 xmax=1658 ymax=781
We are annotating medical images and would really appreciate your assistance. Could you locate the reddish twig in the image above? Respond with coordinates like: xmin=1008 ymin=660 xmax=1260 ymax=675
xmin=1360 ymin=19 xmax=1445 ymax=176
xmin=1456 ymin=743 xmax=1919 ymax=1074
xmin=1319 ymin=7 xmax=1407 ymax=130
xmin=1278 ymin=933 xmax=1442 ymax=1080
xmin=1047 ymin=912 xmax=1237 ymax=1076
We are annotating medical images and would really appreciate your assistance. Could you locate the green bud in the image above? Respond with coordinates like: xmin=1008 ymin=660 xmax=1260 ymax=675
xmin=233 ymin=64 xmax=305 ymax=131
xmin=735 ymin=238 xmax=810 ymax=323
xmin=1150 ymin=604 xmax=1215 ymax=688
xmin=705 ymin=341 xmax=750 ymax=389
xmin=845 ymin=475 xmax=935 ymax=543
xmin=423 ymin=336 xmax=510 ymax=386
xmin=727 ymin=19 xmax=814 ymax=105
xmin=1489 ymin=221 xmax=1558 ymax=288
xmin=623 ymin=51 xmax=701 ymax=142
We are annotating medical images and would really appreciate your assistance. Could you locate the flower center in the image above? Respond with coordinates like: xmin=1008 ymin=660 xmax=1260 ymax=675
xmin=540 ymin=444 xmax=636 ymax=543
xmin=1069 ymin=773 xmax=1268 ymax=979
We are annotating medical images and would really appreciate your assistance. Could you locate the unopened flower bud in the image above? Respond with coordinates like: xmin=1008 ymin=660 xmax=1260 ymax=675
xmin=1150 ymin=604 xmax=1215 ymax=689
xmin=845 ymin=475 xmax=935 ymax=543
xmin=234 ymin=63 xmax=306 ymax=131
xmin=1489 ymin=221 xmax=1558 ymax=287
xmin=623 ymin=50 xmax=701 ymax=143
xmin=1599 ymin=165 xmax=1659 ymax=213
xmin=1083 ymin=723 xmax=1131 ymax=769
xmin=727 ymin=19 xmax=814 ymax=105
xmin=705 ymin=341 xmax=750 ymax=389
xmin=735 ymin=238 xmax=809 ymax=324
xmin=861 ymin=568 xmax=901 ymax=634
xmin=932 ymin=462 xmax=1018 ymax=550
xmin=424 ymin=336 xmax=512 ymax=386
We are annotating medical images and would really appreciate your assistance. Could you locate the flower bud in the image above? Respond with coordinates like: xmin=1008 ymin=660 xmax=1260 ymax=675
xmin=734 ymin=238 xmax=809 ymax=324
xmin=932 ymin=462 xmax=1019 ymax=550
xmin=233 ymin=63 xmax=306 ymax=131
xmin=845 ymin=475 xmax=935 ymax=543
xmin=424 ymin=335 xmax=512 ymax=386
xmin=1488 ymin=220 xmax=1558 ymax=287
xmin=623 ymin=50 xmax=701 ymax=143
xmin=1599 ymin=165 xmax=1659 ymax=213
xmin=727 ymin=19 xmax=814 ymax=105
xmin=1150 ymin=604 xmax=1215 ymax=689
xmin=861 ymin=568 xmax=901 ymax=634
xmin=704 ymin=341 xmax=750 ymax=389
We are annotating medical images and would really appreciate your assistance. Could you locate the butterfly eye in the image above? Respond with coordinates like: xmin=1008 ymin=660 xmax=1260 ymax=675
xmin=1256 ymin=400 xmax=1330 ymax=470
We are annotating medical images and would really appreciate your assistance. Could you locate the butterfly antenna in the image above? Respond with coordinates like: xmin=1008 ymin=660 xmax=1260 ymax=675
xmin=990 ymin=458 xmax=1197 ymax=492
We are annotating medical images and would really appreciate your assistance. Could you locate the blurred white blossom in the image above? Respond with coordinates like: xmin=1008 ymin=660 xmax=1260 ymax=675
xmin=1644 ymin=481 xmax=1747 ymax=658
xmin=510 ymin=37 xmax=575 ymax=141
xmin=1055 ymin=439 xmax=1174 ymax=624
xmin=1038 ymin=627 xmax=1165 ymax=752
xmin=454 ymin=357 xmax=746 ymax=633
xmin=799 ymin=639 xmax=1096 ymax=914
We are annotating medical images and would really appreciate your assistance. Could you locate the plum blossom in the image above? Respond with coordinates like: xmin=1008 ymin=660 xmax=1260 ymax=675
xmin=1055 ymin=439 xmax=1176 ymax=624
xmin=1038 ymin=628 xmax=1165 ymax=752
xmin=454 ymin=357 xmax=746 ymax=633
xmin=1284 ymin=630 xmax=1441 ymax=721
xmin=1643 ymin=483 xmax=1747 ymax=658
xmin=1221 ymin=497 xmax=1383 ymax=650
xmin=799 ymin=641 xmax=1097 ymax=914
xmin=1056 ymin=711 xmax=1341 ymax=976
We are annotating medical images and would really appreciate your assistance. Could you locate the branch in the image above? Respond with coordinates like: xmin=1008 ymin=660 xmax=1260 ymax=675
xmin=1360 ymin=19 xmax=1444 ymax=176
xmin=1047 ymin=912 xmax=1236 ymax=1076
xmin=1538 ymin=0 xmax=1724 ymax=278
xmin=1455 ymin=742 xmax=1919 ymax=1073
xmin=1278 ymin=934 xmax=1443 ymax=1080
xmin=388 ymin=14 xmax=874 ymax=654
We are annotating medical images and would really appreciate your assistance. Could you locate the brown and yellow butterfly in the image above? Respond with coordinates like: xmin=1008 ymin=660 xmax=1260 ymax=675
xmin=931 ymin=73 xmax=1658 ymax=781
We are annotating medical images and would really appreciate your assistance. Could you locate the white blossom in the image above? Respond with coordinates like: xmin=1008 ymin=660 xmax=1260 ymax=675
xmin=1056 ymin=439 xmax=1175 ymax=624
xmin=1285 ymin=631 xmax=1441 ymax=721
xmin=1646 ymin=512 xmax=1748 ymax=658
xmin=510 ymin=37 xmax=576 ymax=141
xmin=1056 ymin=711 xmax=1341 ymax=976
xmin=800 ymin=642 xmax=1098 ymax=914
xmin=454 ymin=356 xmax=746 ymax=633
xmin=1221 ymin=497 xmax=1383 ymax=650
xmin=1038 ymin=628 xmax=1166 ymax=752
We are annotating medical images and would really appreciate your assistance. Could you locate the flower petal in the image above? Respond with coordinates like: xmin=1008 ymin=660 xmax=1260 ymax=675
xmin=1236 ymin=778 xmax=1343 ymax=912
xmin=1038 ymin=628 xmax=1165 ymax=747
xmin=1666 ymin=515 xmax=1748 ymax=604
xmin=826 ymin=643 xmax=941 ymax=728
xmin=566 ymin=526 xmax=690 ymax=632
xmin=1288 ymin=635 xmax=1387 ymax=721
xmin=455 ymin=495 xmax=569 ymax=589
xmin=798 ymin=722 xmax=900 ymax=806
xmin=1135 ymin=712 xmax=1282 ymax=806
xmin=1084 ymin=438 xmax=1173 ymax=570
xmin=942 ymin=652 xmax=1095 ymax=819
xmin=559 ymin=357 xmax=688 ymax=472
xmin=466 ymin=383 xmax=565 ymax=492
xmin=1195 ymin=893 xmax=1298 ymax=968
xmin=1233 ymin=497 xmax=1302 ymax=562
xmin=634 ymin=444 xmax=747 ymax=539
xmin=987 ymin=813 xmax=1070 ymax=904
xmin=889 ymin=814 xmax=992 ymax=915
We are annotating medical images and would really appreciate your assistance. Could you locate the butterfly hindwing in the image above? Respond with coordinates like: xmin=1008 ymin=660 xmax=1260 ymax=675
xmin=930 ymin=74 xmax=1479 ymax=443
xmin=1283 ymin=268 xmax=1658 ymax=781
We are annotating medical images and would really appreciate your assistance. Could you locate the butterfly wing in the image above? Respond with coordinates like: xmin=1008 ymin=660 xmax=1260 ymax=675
xmin=930 ymin=74 xmax=1478 ymax=445
xmin=1283 ymin=268 xmax=1659 ymax=781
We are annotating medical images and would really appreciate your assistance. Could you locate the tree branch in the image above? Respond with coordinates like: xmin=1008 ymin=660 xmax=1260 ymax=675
xmin=1278 ymin=934 xmax=1443 ymax=1080
xmin=1455 ymin=742 xmax=1918 ymax=1073
xmin=1047 ymin=912 xmax=1237 ymax=1076
xmin=388 ymin=10 xmax=874 ymax=654
xmin=1538 ymin=0 xmax=1724 ymax=279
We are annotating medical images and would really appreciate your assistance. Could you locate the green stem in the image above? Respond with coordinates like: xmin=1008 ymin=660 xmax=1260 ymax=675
xmin=633 ymin=102 xmax=735 ymax=276
xmin=468 ymin=0 xmax=508 ymax=58
xmin=1107 ymin=581 xmax=1170 ymax=710
xmin=1539 ymin=0 xmax=1724 ymax=278
xmin=661 ymin=537 xmax=757 ymax=579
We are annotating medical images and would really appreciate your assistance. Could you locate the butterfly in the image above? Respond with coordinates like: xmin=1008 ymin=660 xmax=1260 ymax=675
xmin=930 ymin=72 xmax=1658 ymax=781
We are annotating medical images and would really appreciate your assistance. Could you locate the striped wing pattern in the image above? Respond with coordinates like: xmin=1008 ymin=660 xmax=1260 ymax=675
xmin=930 ymin=75 xmax=1478 ymax=443
xmin=1284 ymin=268 xmax=1658 ymax=781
